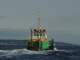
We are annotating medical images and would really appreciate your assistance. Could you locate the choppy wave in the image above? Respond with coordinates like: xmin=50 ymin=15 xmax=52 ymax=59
xmin=0 ymin=47 xmax=73 ymax=57
xmin=0 ymin=48 xmax=53 ymax=57
xmin=0 ymin=41 xmax=80 ymax=60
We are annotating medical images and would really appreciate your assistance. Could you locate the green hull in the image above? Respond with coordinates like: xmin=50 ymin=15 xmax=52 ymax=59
xmin=32 ymin=41 xmax=49 ymax=50
xmin=40 ymin=41 xmax=49 ymax=50
xmin=27 ymin=40 xmax=54 ymax=51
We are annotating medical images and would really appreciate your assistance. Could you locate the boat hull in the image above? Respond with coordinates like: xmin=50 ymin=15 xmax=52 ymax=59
xmin=27 ymin=40 xmax=54 ymax=51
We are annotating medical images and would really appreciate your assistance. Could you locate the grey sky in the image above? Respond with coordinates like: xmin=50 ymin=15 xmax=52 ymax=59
xmin=0 ymin=0 xmax=80 ymax=16
xmin=0 ymin=0 xmax=80 ymax=45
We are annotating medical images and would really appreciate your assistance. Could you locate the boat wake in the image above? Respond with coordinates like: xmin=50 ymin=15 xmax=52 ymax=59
xmin=0 ymin=47 xmax=72 ymax=57
xmin=0 ymin=48 xmax=51 ymax=57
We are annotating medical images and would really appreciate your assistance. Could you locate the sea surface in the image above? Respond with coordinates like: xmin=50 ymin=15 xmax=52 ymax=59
xmin=0 ymin=40 xmax=80 ymax=60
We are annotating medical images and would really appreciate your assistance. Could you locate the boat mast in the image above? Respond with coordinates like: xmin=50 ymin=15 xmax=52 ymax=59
xmin=38 ymin=17 xmax=41 ymax=50
xmin=38 ymin=16 xmax=41 ymax=28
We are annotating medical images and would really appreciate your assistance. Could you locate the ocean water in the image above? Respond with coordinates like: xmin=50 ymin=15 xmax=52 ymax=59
xmin=0 ymin=40 xmax=80 ymax=60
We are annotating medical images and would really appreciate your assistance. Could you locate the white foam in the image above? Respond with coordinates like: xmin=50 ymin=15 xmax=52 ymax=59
xmin=0 ymin=49 xmax=53 ymax=57
xmin=0 ymin=48 xmax=73 ymax=57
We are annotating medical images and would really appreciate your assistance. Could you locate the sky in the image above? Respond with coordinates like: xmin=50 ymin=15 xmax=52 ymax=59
xmin=0 ymin=0 xmax=80 ymax=45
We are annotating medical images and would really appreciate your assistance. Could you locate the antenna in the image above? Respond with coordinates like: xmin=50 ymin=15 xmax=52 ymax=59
xmin=36 ymin=8 xmax=41 ymax=28
xmin=38 ymin=16 xmax=41 ymax=27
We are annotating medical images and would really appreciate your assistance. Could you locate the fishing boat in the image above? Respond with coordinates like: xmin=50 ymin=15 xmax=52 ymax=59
xmin=27 ymin=17 xmax=54 ymax=51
